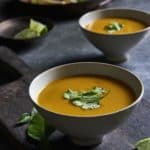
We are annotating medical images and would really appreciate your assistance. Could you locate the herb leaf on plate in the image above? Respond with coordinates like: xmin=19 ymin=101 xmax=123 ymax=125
xmin=27 ymin=112 xmax=45 ymax=141
xmin=17 ymin=107 xmax=55 ymax=142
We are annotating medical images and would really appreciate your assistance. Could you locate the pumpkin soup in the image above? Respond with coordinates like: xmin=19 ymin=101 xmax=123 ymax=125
xmin=86 ymin=18 xmax=146 ymax=34
xmin=38 ymin=75 xmax=135 ymax=116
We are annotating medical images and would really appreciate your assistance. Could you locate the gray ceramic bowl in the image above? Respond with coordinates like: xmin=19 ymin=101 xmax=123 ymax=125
xmin=79 ymin=8 xmax=150 ymax=62
xmin=29 ymin=62 xmax=144 ymax=146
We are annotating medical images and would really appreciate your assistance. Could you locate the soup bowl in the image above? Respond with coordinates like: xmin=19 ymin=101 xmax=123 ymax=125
xmin=79 ymin=8 xmax=150 ymax=62
xmin=29 ymin=62 xmax=144 ymax=146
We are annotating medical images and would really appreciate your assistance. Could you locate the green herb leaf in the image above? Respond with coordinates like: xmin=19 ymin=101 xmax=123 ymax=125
xmin=64 ymin=87 xmax=109 ymax=110
xmin=17 ymin=107 xmax=55 ymax=142
xmin=105 ymin=22 xmax=124 ymax=33
xmin=135 ymin=137 xmax=150 ymax=150
xmin=31 ymin=107 xmax=38 ymax=117
xmin=73 ymin=101 xmax=100 ymax=110
xmin=27 ymin=112 xmax=46 ymax=141
xmin=16 ymin=113 xmax=31 ymax=125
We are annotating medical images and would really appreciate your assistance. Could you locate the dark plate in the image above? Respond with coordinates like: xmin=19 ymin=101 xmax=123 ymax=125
xmin=0 ymin=16 xmax=53 ymax=50
xmin=17 ymin=0 xmax=112 ymax=17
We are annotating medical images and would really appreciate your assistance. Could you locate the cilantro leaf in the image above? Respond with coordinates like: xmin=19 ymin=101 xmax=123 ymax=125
xmin=105 ymin=22 xmax=124 ymax=33
xmin=64 ymin=87 xmax=109 ymax=110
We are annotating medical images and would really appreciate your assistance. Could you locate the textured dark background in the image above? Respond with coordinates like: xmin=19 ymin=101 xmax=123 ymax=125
xmin=0 ymin=0 xmax=150 ymax=149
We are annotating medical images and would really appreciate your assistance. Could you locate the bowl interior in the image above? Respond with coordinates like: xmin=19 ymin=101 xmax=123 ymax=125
xmin=0 ymin=17 xmax=53 ymax=40
xmin=29 ymin=62 xmax=143 ymax=109
xmin=79 ymin=8 xmax=150 ymax=31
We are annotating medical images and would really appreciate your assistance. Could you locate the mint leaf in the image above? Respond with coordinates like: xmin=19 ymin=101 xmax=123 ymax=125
xmin=64 ymin=87 xmax=109 ymax=110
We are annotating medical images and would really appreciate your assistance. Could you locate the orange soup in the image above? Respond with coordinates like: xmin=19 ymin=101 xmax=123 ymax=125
xmin=86 ymin=18 xmax=146 ymax=34
xmin=38 ymin=75 xmax=135 ymax=116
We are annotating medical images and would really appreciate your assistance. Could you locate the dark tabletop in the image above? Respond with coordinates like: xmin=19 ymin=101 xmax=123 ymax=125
xmin=0 ymin=0 xmax=150 ymax=149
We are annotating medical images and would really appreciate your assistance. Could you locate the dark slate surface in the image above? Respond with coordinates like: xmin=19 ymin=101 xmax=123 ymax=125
xmin=0 ymin=0 xmax=150 ymax=150
xmin=0 ymin=46 xmax=150 ymax=150
xmin=0 ymin=47 xmax=149 ymax=150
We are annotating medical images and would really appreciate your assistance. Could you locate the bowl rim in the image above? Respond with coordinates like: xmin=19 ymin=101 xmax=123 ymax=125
xmin=79 ymin=8 xmax=150 ymax=36
xmin=0 ymin=16 xmax=54 ymax=41
xmin=18 ymin=0 xmax=108 ymax=6
xmin=29 ymin=62 xmax=144 ymax=118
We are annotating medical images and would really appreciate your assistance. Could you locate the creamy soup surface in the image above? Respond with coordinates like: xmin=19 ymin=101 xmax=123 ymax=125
xmin=85 ymin=17 xmax=146 ymax=34
xmin=38 ymin=75 xmax=135 ymax=116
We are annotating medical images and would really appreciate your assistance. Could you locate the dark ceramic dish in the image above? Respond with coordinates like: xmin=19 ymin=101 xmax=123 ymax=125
xmin=18 ymin=0 xmax=112 ymax=17
xmin=0 ymin=17 xmax=53 ymax=50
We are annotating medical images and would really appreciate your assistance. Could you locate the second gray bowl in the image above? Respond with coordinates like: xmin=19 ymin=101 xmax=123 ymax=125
xmin=79 ymin=8 xmax=150 ymax=62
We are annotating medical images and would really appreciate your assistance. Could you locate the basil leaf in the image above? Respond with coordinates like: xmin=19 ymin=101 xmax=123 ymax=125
xmin=31 ymin=107 xmax=38 ymax=117
xmin=17 ymin=107 xmax=55 ymax=142
xmin=27 ymin=112 xmax=55 ymax=141
xmin=27 ymin=113 xmax=45 ymax=141
xmin=16 ymin=113 xmax=31 ymax=125
xmin=64 ymin=87 xmax=109 ymax=110
xmin=17 ymin=108 xmax=38 ymax=125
